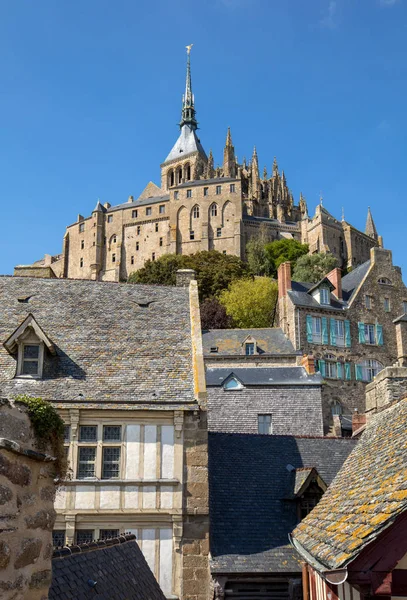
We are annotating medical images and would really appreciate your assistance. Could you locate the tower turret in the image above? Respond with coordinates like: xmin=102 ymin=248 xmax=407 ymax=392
xmin=180 ymin=44 xmax=198 ymax=130
xmin=365 ymin=206 xmax=378 ymax=240
xmin=223 ymin=128 xmax=237 ymax=178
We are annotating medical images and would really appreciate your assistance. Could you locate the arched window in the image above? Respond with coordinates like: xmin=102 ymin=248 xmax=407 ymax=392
xmin=177 ymin=167 xmax=182 ymax=184
xmin=356 ymin=359 xmax=383 ymax=382
xmin=210 ymin=203 xmax=218 ymax=217
xmin=378 ymin=277 xmax=392 ymax=285
xmin=112 ymin=235 xmax=117 ymax=244
xmin=192 ymin=205 xmax=200 ymax=219
xmin=185 ymin=163 xmax=191 ymax=181
xmin=168 ymin=169 xmax=174 ymax=187
xmin=331 ymin=401 xmax=342 ymax=416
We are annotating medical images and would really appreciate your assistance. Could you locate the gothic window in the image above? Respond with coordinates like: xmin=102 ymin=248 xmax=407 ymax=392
xmin=112 ymin=235 xmax=116 ymax=244
xmin=177 ymin=168 xmax=182 ymax=184
xmin=185 ymin=164 xmax=191 ymax=181
xmin=210 ymin=204 xmax=217 ymax=217
xmin=168 ymin=169 xmax=175 ymax=187
xmin=192 ymin=205 xmax=200 ymax=219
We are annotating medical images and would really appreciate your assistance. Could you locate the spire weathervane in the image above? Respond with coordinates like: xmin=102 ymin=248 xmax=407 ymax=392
xmin=180 ymin=44 xmax=198 ymax=130
xmin=186 ymin=43 xmax=193 ymax=54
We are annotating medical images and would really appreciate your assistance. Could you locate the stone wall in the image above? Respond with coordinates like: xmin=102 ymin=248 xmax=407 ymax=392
xmin=182 ymin=409 xmax=210 ymax=600
xmin=0 ymin=399 xmax=57 ymax=600
xmin=365 ymin=366 xmax=407 ymax=415
xmin=207 ymin=385 xmax=323 ymax=435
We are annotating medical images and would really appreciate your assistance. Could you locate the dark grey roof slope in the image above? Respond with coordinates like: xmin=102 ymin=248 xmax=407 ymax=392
xmin=341 ymin=260 xmax=371 ymax=302
xmin=50 ymin=534 xmax=166 ymax=600
xmin=287 ymin=289 xmax=345 ymax=311
xmin=176 ymin=176 xmax=238 ymax=189
xmin=108 ymin=194 xmax=169 ymax=212
xmin=0 ymin=277 xmax=195 ymax=407
xmin=206 ymin=367 xmax=322 ymax=386
xmin=209 ymin=433 xmax=357 ymax=574
xmin=202 ymin=328 xmax=296 ymax=356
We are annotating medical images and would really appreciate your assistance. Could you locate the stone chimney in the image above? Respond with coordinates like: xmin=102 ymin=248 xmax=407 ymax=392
xmin=326 ymin=267 xmax=342 ymax=300
xmin=127 ymin=195 xmax=134 ymax=203
xmin=176 ymin=269 xmax=196 ymax=287
xmin=301 ymin=355 xmax=316 ymax=374
xmin=352 ymin=409 xmax=366 ymax=434
xmin=277 ymin=262 xmax=292 ymax=299
xmin=395 ymin=316 xmax=407 ymax=367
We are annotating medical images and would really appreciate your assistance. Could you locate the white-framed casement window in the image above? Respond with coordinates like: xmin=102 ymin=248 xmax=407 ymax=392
xmin=320 ymin=288 xmax=330 ymax=305
xmin=17 ymin=342 xmax=44 ymax=378
xmin=325 ymin=360 xmax=337 ymax=379
xmin=356 ymin=359 xmax=383 ymax=382
xmin=76 ymin=425 xmax=122 ymax=480
xmin=334 ymin=320 xmax=345 ymax=347
xmin=245 ymin=342 xmax=255 ymax=355
xmin=258 ymin=414 xmax=272 ymax=435
xmin=364 ymin=323 xmax=376 ymax=344
xmin=312 ymin=317 xmax=322 ymax=343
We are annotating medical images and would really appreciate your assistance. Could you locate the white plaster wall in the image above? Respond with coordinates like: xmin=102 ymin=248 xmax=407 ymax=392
xmin=144 ymin=425 xmax=157 ymax=479
xmin=160 ymin=486 xmax=173 ymax=509
xmin=142 ymin=528 xmax=156 ymax=574
xmin=124 ymin=486 xmax=139 ymax=509
xmin=54 ymin=486 xmax=67 ymax=510
xmin=159 ymin=528 xmax=173 ymax=596
xmin=161 ymin=426 xmax=174 ymax=479
xmin=75 ymin=486 xmax=95 ymax=509
xmin=126 ymin=425 xmax=141 ymax=479
xmin=143 ymin=486 xmax=156 ymax=509
xmin=100 ymin=486 xmax=120 ymax=509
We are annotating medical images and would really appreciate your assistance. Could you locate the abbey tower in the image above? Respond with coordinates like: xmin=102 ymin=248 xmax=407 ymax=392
xmin=15 ymin=48 xmax=381 ymax=281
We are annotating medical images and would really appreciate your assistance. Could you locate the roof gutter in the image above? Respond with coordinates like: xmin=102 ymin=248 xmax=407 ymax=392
xmin=288 ymin=534 xmax=348 ymax=585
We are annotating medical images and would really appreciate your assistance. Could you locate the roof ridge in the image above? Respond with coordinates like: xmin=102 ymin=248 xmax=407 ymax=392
xmin=52 ymin=533 xmax=136 ymax=559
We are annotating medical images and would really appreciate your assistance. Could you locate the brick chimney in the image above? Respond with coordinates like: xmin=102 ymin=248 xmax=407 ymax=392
xmin=278 ymin=262 xmax=292 ymax=299
xmin=326 ymin=267 xmax=342 ymax=300
xmin=301 ymin=355 xmax=316 ymax=374
xmin=176 ymin=269 xmax=196 ymax=287
xmin=352 ymin=409 xmax=366 ymax=434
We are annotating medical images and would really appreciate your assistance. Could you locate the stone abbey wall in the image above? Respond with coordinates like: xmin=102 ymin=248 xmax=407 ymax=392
xmin=0 ymin=399 xmax=57 ymax=600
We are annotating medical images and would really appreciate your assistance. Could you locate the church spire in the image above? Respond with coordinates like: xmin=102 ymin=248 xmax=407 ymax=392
xmin=180 ymin=44 xmax=198 ymax=130
xmin=365 ymin=206 xmax=378 ymax=240
xmin=223 ymin=128 xmax=236 ymax=177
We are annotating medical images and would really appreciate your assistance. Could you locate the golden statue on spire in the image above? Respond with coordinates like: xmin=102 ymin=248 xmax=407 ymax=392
xmin=186 ymin=44 xmax=193 ymax=54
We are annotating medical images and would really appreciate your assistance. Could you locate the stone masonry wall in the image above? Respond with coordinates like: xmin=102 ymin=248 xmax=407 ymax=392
xmin=0 ymin=399 xmax=57 ymax=600
xmin=182 ymin=409 xmax=210 ymax=600
xmin=207 ymin=385 xmax=324 ymax=435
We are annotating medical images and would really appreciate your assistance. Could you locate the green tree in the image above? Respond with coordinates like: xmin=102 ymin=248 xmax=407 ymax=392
xmin=263 ymin=239 xmax=309 ymax=278
xmin=127 ymin=251 xmax=250 ymax=301
xmin=246 ymin=223 xmax=273 ymax=276
xmin=219 ymin=277 xmax=278 ymax=328
xmin=292 ymin=253 xmax=338 ymax=283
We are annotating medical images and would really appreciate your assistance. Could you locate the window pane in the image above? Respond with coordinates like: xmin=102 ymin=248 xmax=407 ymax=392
xmin=77 ymin=447 xmax=96 ymax=479
xmin=52 ymin=530 xmax=66 ymax=547
xmin=103 ymin=426 xmax=121 ymax=441
xmin=79 ymin=426 xmax=97 ymax=442
xmin=99 ymin=529 xmax=119 ymax=540
xmin=22 ymin=360 xmax=39 ymax=375
xmin=76 ymin=530 xmax=94 ymax=544
xmin=24 ymin=345 xmax=39 ymax=359
xmin=245 ymin=343 xmax=255 ymax=355
xmin=64 ymin=425 xmax=70 ymax=442
xmin=102 ymin=447 xmax=121 ymax=479
xmin=258 ymin=414 xmax=272 ymax=435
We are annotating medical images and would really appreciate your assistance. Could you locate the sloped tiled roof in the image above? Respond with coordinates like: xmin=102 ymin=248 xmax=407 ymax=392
xmin=206 ymin=367 xmax=322 ymax=387
xmin=0 ymin=277 xmax=196 ymax=408
xmin=209 ymin=432 xmax=356 ymax=574
xmin=202 ymin=328 xmax=296 ymax=356
xmin=50 ymin=534 xmax=166 ymax=600
xmin=293 ymin=397 xmax=407 ymax=570
xmin=341 ymin=260 xmax=371 ymax=302
xmin=163 ymin=123 xmax=207 ymax=163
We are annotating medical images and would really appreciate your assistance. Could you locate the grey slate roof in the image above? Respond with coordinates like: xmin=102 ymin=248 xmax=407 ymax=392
xmin=0 ymin=277 xmax=196 ymax=408
xmin=163 ymin=124 xmax=207 ymax=163
xmin=202 ymin=328 xmax=296 ymax=356
xmin=206 ymin=367 xmax=322 ymax=387
xmin=209 ymin=432 xmax=357 ymax=574
xmin=341 ymin=260 xmax=371 ymax=302
xmin=107 ymin=194 xmax=169 ymax=213
xmin=176 ymin=176 xmax=238 ymax=189
xmin=50 ymin=534 xmax=166 ymax=600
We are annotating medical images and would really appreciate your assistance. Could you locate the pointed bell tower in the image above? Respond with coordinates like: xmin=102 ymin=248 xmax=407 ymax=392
xmin=365 ymin=207 xmax=378 ymax=241
xmin=223 ymin=128 xmax=237 ymax=178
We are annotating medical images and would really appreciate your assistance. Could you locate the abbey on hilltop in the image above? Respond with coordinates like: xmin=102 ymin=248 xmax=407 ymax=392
xmin=15 ymin=48 xmax=381 ymax=281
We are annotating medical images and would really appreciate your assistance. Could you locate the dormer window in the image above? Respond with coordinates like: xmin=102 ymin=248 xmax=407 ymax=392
xmin=223 ymin=376 xmax=243 ymax=391
xmin=245 ymin=343 xmax=255 ymax=355
xmin=320 ymin=288 xmax=330 ymax=305
xmin=378 ymin=277 xmax=392 ymax=285
xmin=20 ymin=344 xmax=42 ymax=376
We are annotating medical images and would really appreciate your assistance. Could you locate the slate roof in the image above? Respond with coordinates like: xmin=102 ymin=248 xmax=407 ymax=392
xmin=206 ymin=367 xmax=322 ymax=387
xmin=164 ymin=123 xmax=207 ymax=163
xmin=292 ymin=397 xmax=407 ymax=571
xmin=176 ymin=176 xmax=239 ymax=189
xmin=0 ymin=277 xmax=196 ymax=408
xmin=50 ymin=534 xmax=166 ymax=600
xmin=209 ymin=432 xmax=357 ymax=574
xmin=202 ymin=328 xmax=297 ymax=356
xmin=107 ymin=194 xmax=169 ymax=213
xmin=341 ymin=260 xmax=371 ymax=302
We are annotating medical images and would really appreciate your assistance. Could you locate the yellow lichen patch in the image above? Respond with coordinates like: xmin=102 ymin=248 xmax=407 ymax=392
xmin=369 ymin=513 xmax=389 ymax=526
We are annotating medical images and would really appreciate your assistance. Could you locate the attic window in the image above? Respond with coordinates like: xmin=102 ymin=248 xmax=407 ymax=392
xmin=20 ymin=344 xmax=41 ymax=376
xmin=320 ymin=288 xmax=330 ymax=305
xmin=210 ymin=347 xmax=218 ymax=353
xmin=378 ymin=277 xmax=392 ymax=285
xmin=245 ymin=343 xmax=255 ymax=355
xmin=223 ymin=377 xmax=243 ymax=391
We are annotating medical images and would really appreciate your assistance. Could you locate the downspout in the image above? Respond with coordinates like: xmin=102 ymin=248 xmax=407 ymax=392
xmin=302 ymin=562 xmax=309 ymax=600
xmin=297 ymin=308 xmax=301 ymax=350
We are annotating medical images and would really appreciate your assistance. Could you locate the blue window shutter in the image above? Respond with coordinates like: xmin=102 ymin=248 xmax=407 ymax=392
xmin=345 ymin=320 xmax=351 ymax=347
xmin=330 ymin=318 xmax=336 ymax=346
xmin=336 ymin=362 xmax=343 ymax=379
xmin=322 ymin=318 xmax=329 ymax=344
xmin=318 ymin=359 xmax=326 ymax=377
xmin=358 ymin=322 xmax=365 ymax=344
xmin=355 ymin=364 xmax=363 ymax=381
xmin=376 ymin=324 xmax=384 ymax=346
xmin=344 ymin=362 xmax=351 ymax=380
xmin=306 ymin=315 xmax=313 ymax=343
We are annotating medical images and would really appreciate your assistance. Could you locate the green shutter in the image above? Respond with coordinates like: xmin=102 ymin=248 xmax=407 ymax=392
xmin=345 ymin=320 xmax=351 ymax=347
xmin=330 ymin=318 xmax=336 ymax=346
xmin=358 ymin=322 xmax=365 ymax=344
xmin=306 ymin=315 xmax=313 ymax=343
xmin=376 ymin=324 xmax=384 ymax=346
xmin=355 ymin=364 xmax=363 ymax=381
xmin=322 ymin=317 xmax=329 ymax=344
xmin=344 ymin=362 xmax=351 ymax=380
xmin=318 ymin=359 xmax=326 ymax=377
xmin=336 ymin=362 xmax=343 ymax=379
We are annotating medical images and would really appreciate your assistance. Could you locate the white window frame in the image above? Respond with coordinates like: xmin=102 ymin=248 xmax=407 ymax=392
xmin=360 ymin=359 xmax=383 ymax=382
xmin=312 ymin=317 xmax=322 ymax=343
xmin=258 ymin=414 xmax=272 ymax=435
xmin=223 ymin=377 xmax=243 ymax=391
xmin=76 ymin=424 xmax=123 ymax=481
xmin=325 ymin=361 xmax=337 ymax=379
xmin=17 ymin=341 xmax=44 ymax=379
xmin=320 ymin=288 xmax=330 ymax=305
xmin=210 ymin=204 xmax=217 ymax=217
xmin=245 ymin=343 xmax=255 ymax=355
xmin=335 ymin=320 xmax=345 ymax=347
xmin=364 ymin=323 xmax=376 ymax=345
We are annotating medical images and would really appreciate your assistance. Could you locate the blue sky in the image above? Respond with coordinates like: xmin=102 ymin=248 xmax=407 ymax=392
xmin=0 ymin=0 xmax=406 ymax=275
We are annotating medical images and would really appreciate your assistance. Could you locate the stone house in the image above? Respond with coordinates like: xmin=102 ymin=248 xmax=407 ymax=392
xmin=0 ymin=273 xmax=209 ymax=600
xmin=209 ymin=432 xmax=356 ymax=600
xmin=278 ymin=246 xmax=407 ymax=431
xmin=291 ymin=364 xmax=407 ymax=600
xmin=15 ymin=50 xmax=379 ymax=281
